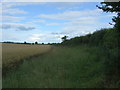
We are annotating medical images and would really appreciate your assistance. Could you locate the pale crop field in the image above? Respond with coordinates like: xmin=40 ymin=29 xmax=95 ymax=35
xmin=2 ymin=43 xmax=52 ymax=69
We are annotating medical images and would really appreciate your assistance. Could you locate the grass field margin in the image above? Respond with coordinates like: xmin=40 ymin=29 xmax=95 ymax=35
xmin=0 ymin=43 xmax=2 ymax=89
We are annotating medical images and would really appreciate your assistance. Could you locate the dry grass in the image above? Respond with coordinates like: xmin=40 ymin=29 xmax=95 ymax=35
xmin=2 ymin=43 xmax=52 ymax=68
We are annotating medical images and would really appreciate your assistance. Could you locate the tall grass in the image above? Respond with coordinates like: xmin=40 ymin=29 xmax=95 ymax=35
xmin=3 ymin=46 xmax=109 ymax=88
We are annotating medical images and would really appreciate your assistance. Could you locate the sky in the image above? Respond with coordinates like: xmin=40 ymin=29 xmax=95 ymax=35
xmin=1 ymin=2 xmax=117 ymax=43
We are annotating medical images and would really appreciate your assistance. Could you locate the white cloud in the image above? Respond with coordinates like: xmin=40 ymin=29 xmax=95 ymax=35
xmin=2 ymin=23 xmax=36 ymax=31
xmin=3 ymin=8 xmax=27 ymax=15
xmin=0 ymin=3 xmax=2 ymax=14
xmin=34 ymin=20 xmax=46 ymax=23
xmin=2 ymin=0 xmax=104 ymax=2
xmin=2 ymin=2 xmax=46 ymax=8
xmin=61 ymin=25 xmax=95 ymax=37
xmin=2 ymin=3 xmax=28 ymax=15
xmin=46 ymin=22 xmax=61 ymax=26
xmin=2 ymin=16 xmax=25 ymax=22
xmin=33 ymin=19 xmax=61 ymax=26
xmin=2 ymin=2 xmax=44 ymax=15
xmin=38 ymin=9 xmax=113 ymax=38
xmin=37 ymin=9 xmax=99 ymax=37
xmin=105 ymin=0 xmax=120 ymax=2
xmin=63 ymin=17 xmax=98 ymax=26
xmin=28 ymin=33 xmax=64 ymax=43
xmin=2 ymin=33 xmax=19 ymax=41
xmin=39 ymin=9 xmax=101 ymax=21
xmin=61 ymin=22 xmax=112 ymax=39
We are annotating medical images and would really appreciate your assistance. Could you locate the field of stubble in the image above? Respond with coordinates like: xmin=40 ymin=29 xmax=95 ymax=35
xmin=2 ymin=43 xmax=52 ymax=70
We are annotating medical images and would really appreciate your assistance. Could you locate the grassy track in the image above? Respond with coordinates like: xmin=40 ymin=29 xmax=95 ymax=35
xmin=3 ymin=45 xmax=106 ymax=88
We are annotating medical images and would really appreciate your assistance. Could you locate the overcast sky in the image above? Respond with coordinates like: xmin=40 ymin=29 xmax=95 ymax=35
xmin=1 ymin=2 xmax=116 ymax=43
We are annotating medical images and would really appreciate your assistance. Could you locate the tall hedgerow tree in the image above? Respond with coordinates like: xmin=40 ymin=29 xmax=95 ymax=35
xmin=96 ymin=2 xmax=120 ymax=32
xmin=97 ymin=2 xmax=120 ymax=48
xmin=97 ymin=1 xmax=120 ymax=87
xmin=61 ymin=36 xmax=68 ymax=42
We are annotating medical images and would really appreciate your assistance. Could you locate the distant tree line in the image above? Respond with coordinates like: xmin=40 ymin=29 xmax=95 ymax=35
xmin=3 ymin=41 xmax=60 ymax=45
xmin=3 ymin=41 xmax=41 ymax=45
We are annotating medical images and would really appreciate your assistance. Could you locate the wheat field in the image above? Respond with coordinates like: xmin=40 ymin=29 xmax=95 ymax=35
xmin=2 ymin=43 xmax=52 ymax=68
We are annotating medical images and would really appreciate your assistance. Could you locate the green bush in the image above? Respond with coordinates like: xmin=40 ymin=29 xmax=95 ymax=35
xmin=102 ymin=28 xmax=118 ymax=49
xmin=61 ymin=28 xmax=120 ymax=87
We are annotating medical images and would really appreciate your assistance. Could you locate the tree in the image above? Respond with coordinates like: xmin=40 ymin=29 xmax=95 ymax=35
xmin=48 ymin=43 xmax=50 ymax=45
xmin=61 ymin=36 xmax=68 ymax=42
xmin=24 ymin=41 xmax=27 ymax=44
xmin=97 ymin=2 xmax=120 ymax=48
xmin=97 ymin=2 xmax=120 ymax=13
xmin=96 ymin=2 xmax=120 ymax=31
xmin=32 ymin=43 xmax=34 ymax=45
xmin=35 ymin=41 xmax=38 ymax=44
xmin=97 ymin=2 xmax=120 ymax=86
